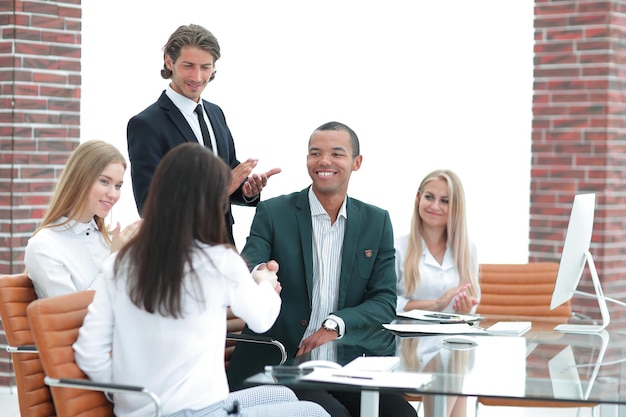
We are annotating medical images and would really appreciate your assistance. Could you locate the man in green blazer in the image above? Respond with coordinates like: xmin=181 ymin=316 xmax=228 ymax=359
xmin=227 ymin=122 xmax=416 ymax=417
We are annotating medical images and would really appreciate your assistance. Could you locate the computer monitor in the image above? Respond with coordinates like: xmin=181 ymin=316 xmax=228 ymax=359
xmin=549 ymin=193 xmax=610 ymax=333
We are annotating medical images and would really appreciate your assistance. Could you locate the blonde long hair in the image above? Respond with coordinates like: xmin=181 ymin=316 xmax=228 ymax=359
xmin=32 ymin=140 xmax=126 ymax=245
xmin=403 ymin=169 xmax=477 ymax=297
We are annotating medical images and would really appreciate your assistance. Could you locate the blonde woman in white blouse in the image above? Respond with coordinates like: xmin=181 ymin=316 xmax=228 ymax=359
xmin=24 ymin=140 xmax=140 ymax=298
xmin=396 ymin=169 xmax=480 ymax=314
xmin=395 ymin=169 xmax=480 ymax=417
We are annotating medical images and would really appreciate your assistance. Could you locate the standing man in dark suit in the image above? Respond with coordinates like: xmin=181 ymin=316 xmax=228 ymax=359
xmin=127 ymin=24 xmax=280 ymax=244
xmin=227 ymin=121 xmax=417 ymax=417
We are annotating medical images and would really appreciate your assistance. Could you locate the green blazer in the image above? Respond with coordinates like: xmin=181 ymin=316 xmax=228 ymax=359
xmin=227 ymin=187 xmax=397 ymax=390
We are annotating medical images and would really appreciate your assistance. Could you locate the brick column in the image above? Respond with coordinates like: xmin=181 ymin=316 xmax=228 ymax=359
xmin=530 ymin=0 xmax=626 ymax=318
xmin=0 ymin=0 xmax=81 ymax=386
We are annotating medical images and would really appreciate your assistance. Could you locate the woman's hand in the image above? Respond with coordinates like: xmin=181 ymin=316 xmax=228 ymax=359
xmin=451 ymin=283 xmax=478 ymax=313
xmin=110 ymin=220 xmax=142 ymax=253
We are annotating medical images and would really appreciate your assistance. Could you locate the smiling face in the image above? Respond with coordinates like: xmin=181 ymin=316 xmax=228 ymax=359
xmin=165 ymin=45 xmax=216 ymax=102
xmin=417 ymin=178 xmax=450 ymax=230
xmin=78 ymin=162 xmax=125 ymax=223
xmin=307 ymin=129 xmax=362 ymax=199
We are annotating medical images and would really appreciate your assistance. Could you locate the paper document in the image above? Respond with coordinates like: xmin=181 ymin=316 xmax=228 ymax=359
xmin=397 ymin=309 xmax=482 ymax=323
xmin=342 ymin=356 xmax=400 ymax=372
xmin=300 ymin=367 xmax=433 ymax=390
xmin=383 ymin=323 xmax=487 ymax=335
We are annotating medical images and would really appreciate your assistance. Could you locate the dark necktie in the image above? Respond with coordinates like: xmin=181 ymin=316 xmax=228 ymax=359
xmin=194 ymin=104 xmax=213 ymax=152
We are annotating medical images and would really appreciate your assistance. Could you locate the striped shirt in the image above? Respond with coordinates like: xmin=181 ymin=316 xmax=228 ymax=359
xmin=302 ymin=187 xmax=347 ymax=360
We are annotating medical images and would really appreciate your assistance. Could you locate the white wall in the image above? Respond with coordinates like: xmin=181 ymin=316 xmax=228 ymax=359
xmin=81 ymin=1 xmax=534 ymax=263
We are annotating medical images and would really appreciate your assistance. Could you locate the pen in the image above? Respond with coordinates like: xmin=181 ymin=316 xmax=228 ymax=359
xmin=424 ymin=313 xmax=461 ymax=320
xmin=332 ymin=374 xmax=374 ymax=380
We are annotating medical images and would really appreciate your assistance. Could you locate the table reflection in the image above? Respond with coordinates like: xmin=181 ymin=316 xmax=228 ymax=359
xmin=398 ymin=335 xmax=475 ymax=417
xmin=249 ymin=319 xmax=626 ymax=416
xmin=293 ymin=326 xmax=397 ymax=367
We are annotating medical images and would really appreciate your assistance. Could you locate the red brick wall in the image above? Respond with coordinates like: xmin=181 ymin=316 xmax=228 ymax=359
xmin=531 ymin=0 xmax=626 ymax=319
xmin=0 ymin=0 xmax=81 ymax=387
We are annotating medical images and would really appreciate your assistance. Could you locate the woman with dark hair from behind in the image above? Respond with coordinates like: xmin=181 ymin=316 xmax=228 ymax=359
xmin=73 ymin=143 xmax=329 ymax=417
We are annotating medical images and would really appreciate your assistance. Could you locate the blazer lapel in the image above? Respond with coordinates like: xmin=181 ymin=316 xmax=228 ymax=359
xmin=296 ymin=188 xmax=314 ymax=304
xmin=203 ymin=102 xmax=228 ymax=160
xmin=158 ymin=92 xmax=197 ymax=142
xmin=338 ymin=198 xmax=360 ymax=309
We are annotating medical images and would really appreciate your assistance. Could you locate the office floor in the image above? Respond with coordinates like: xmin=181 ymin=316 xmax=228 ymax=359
xmin=0 ymin=389 xmax=597 ymax=417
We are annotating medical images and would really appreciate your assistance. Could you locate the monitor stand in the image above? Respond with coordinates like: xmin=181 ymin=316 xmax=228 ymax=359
xmin=554 ymin=251 xmax=610 ymax=334
xmin=548 ymin=330 xmax=608 ymax=400
xmin=583 ymin=330 xmax=609 ymax=399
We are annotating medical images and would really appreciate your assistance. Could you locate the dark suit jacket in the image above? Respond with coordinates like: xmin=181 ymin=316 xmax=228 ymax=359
xmin=227 ymin=187 xmax=397 ymax=390
xmin=127 ymin=91 xmax=256 ymax=237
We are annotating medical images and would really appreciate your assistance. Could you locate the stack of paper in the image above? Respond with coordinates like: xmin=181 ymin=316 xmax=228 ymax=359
xmin=382 ymin=322 xmax=487 ymax=335
xmin=486 ymin=321 xmax=531 ymax=336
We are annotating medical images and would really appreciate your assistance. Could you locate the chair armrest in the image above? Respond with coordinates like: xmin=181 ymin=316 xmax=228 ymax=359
xmin=44 ymin=376 xmax=162 ymax=417
xmin=5 ymin=344 xmax=38 ymax=353
xmin=226 ymin=333 xmax=287 ymax=365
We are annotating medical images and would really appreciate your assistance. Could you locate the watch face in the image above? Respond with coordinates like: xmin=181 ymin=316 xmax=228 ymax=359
xmin=323 ymin=319 xmax=338 ymax=331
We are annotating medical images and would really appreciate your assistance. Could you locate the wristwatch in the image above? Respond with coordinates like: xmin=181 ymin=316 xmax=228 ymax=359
xmin=322 ymin=318 xmax=339 ymax=334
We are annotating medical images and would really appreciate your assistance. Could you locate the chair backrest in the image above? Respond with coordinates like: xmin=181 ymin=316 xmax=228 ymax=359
xmin=0 ymin=273 xmax=56 ymax=417
xmin=475 ymin=263 xmax=596 ymax=411
xmin=27 ymin=290 xmax=113 ymax=417
xmin=477 ymin=262 xmax=571 ymax=318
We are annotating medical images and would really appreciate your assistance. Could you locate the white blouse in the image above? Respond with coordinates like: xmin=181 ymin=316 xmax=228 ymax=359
xmin=24 ymin=217 xmax=109 ymax=298
xmin=73 ymin=243 xmax=281 ymax=417
xmin=395 ymin=234 xmax=480 ymax=313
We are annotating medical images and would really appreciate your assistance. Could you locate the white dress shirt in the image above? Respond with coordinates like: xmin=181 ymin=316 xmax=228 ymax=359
xmin=165 ymin=85 xmax=218 ymax=153
xmin=73 ymin=243 xmax=281 ymax=417
xmin=395 ymin=234 xmax=480 ymax=313
xmin=24 ymin=217 xmax=109 ymax=298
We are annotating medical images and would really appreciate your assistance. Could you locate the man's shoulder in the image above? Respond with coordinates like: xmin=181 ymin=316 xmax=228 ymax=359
xmin=261 ymin=190 xmax=304 ymax=207
xmin=347 ymin=196 xmax=389 ymax=217
xmin=201 ymin=98 xmax=223 ymax=112
xmin=129 ymin=91 xmax=175 ymax=120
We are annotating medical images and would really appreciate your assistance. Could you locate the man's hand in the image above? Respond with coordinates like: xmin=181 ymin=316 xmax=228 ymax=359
xmin=242 ymin=167 xmax=282 ymax=198
xmin=252 ymin=260 xmax=280 ymax=290
xmin=229 ymin=158 xmax=258 ymax=195
xmin=295 ymin=327 xmax=337 ymax=356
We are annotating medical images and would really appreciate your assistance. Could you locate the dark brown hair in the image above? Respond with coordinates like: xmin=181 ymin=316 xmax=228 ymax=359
xmin=115 ymin=143 xmax=231 ymax=318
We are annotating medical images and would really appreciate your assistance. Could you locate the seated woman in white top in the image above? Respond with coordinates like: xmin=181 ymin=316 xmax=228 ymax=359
xmin=24 ymin=140 xmax=140 ymax=298
xmin=395 ymin=169 xmax=480 ymax=417
xmin=395 ymin=169 xmax=480 ymax=315
xmin=73 ymin=143 xmax=329 ymax=417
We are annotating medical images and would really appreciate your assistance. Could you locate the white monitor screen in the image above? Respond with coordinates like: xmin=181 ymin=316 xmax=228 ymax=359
xmin=550 ymin=193 xmax=596 ymax=310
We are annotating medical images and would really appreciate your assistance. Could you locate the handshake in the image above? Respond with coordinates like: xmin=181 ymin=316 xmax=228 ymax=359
xmin=252 ymin=261 xmax=279 ymax=289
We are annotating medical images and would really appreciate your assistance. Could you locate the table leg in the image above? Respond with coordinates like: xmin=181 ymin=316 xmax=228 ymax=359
xmin=360 ymin=390 xmax=380 ymax=417
xmin=432 ymin=394 xmax=446 ymax=417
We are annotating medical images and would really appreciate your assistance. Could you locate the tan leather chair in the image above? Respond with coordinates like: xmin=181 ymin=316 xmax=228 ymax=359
xmin=27 ymin=290 xmax=125 ymax=417
xmin=0 ymin=273 xmax=55 ymax=417
xmin=477 ymin=262 xmax=571 ymax=319
xmin=475 ymin=263 xmax=596 ymax=415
